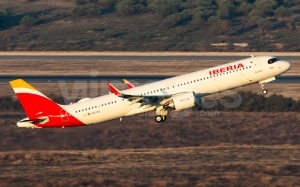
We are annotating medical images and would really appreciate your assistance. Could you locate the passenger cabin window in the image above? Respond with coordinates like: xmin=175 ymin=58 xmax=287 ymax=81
xmin=268 ymin=58 xmax=280 ymax=64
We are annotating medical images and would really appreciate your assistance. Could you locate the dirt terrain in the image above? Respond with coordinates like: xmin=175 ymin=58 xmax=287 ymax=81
xmin=1 ymin=111 xmax=300 ymax=186
xmin=1 ymin=146 xmax=300 ymax=187
xmin=1 ymin=52 xmax=300 ymax=56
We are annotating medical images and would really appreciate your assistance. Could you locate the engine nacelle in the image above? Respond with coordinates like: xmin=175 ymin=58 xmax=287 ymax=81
xmin=169 ymin=92 xmax=202 ymax=111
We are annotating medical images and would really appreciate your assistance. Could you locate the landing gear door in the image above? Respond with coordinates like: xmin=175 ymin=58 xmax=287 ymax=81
xmin=253 ymin=58 xmax=262 ymax=73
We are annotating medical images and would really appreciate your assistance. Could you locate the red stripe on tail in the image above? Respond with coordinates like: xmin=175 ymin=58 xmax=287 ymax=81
xmin=16 ymin=93 xmax=85 ymax=128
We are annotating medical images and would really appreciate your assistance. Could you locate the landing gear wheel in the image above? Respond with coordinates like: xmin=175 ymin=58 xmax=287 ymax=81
xmin=259 ymin=82 xmax=268 ymax=95
xmin=155 ymin=115 xmax=163 ymax=123
xmin=162 ymin=116 xmax=167 ymax=122
xmin=262 ymin=89 xmax=268 ymax=95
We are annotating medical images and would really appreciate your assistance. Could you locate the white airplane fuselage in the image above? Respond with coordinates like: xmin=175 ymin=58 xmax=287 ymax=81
xmin=12 ymin=56 xmax=290 ymax=128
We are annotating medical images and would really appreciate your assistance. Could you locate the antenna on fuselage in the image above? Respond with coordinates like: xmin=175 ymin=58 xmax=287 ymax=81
xmin=251 ymin=54 xmax=254 ymax=58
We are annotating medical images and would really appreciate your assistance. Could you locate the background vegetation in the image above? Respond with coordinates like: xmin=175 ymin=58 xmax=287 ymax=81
xmin=1 ymin=111 xmax=300 ymax=151
xmin=207 ymin=91 xmax=300 ymax=111
xmin=0 ymin=0 xmax=299 ymax=51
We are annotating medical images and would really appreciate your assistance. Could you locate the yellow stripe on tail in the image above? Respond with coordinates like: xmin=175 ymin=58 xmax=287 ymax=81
xmin=10 ymin=79 xmax=38 ymax=91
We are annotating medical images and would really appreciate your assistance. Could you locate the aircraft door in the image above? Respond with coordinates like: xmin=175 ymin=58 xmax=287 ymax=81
xmin=253 ymin=58 xmax=262 ymax=73
xmin=60 ymin=109 xmax=69 ymax=122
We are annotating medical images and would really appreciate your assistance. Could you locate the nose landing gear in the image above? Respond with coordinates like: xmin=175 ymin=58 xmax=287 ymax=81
xmin=262 ymin=89 xmax=268 ymax=95
xmin=259 ymin=82 xmax=268 ymax=95
xmin=259 ymin=77 xmax=276 ymax=95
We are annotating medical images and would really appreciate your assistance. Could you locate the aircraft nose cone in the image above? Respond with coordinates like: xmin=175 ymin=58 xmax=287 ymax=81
xmin=284 ymin=61 xmax=291 ymax=71
xmin=278 ymin=61 xmax=291 ymax=74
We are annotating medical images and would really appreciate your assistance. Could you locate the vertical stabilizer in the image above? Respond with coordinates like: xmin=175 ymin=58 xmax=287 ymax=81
xmin=10 ymin=79 xmax=59 ymax=119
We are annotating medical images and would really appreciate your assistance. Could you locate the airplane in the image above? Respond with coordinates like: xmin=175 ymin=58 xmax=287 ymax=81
xmin=10 ymin=56 xmax=290 ymax=128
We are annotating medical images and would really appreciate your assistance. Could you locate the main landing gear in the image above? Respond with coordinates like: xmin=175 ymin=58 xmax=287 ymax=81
xmin=260 ymin=82 xmax=268 ymax=95
xmin=155 ymin=115 xmax=167 ymax=123
xmin=155 ymin=106 xmax=168 ymax=123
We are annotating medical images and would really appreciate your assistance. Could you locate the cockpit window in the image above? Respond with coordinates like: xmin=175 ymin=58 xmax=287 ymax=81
xmin=268 ymin=58 xmax=280 ymax=64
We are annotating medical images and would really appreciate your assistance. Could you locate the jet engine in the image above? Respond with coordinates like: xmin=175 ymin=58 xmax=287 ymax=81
xmin=168 ymin=92 xmax=202 ymax=111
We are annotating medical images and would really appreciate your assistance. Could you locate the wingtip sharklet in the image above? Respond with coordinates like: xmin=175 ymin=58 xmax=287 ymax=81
xmin=123 ymin=79 xmax=135 ymax=88
xmin=106 ymin=82 xmax=121 ymax=95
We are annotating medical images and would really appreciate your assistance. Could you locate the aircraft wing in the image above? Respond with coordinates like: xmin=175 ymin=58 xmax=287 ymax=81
xmin=106 ymin=81 xmax=190 ymax=107
xmin=106 ymin=82 xmax=152 ymax=105
xmin=117 ymin=91 xmax=191 ymax=108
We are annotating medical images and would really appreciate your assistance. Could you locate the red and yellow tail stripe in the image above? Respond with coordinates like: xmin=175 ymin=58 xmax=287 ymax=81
xmin=10 ymin=79 xmax=85 ymax=128
xmin=10 ymin=79 xmax=48 ymax=98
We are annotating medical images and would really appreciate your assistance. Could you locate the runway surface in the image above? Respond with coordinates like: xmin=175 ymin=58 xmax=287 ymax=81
xmin=1 ymin=75 xmax=299 ymax=84
xmin=1 ymin=56 xmax=300 ymax=61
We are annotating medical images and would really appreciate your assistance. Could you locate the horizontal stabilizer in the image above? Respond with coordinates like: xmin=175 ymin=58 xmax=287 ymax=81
xmin=20 ymin=118 xmax=47 ymax=124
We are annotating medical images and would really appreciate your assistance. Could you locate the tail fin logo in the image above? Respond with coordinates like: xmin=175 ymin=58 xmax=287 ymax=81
xmin=10 ymin=79 xmax=85 ymax=128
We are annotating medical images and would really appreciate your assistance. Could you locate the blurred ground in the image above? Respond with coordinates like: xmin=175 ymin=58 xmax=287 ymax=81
xmin=0 ymin=60 xmax=298 ymax=75
xmin=1 ymin=112 xmax=300 ymax=150
xmin=1 ymin=146 xmax=300 ymax=187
